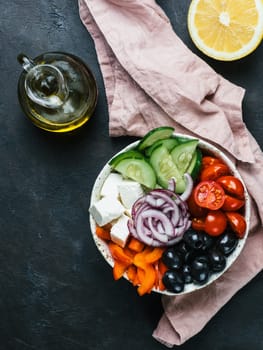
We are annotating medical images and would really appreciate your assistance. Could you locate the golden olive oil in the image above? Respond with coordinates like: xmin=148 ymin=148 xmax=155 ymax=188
xmin=18 ymin=52 xmax=98 ymax=133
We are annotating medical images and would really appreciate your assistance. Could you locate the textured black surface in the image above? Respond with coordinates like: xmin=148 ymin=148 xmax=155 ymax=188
xmin=1 ymin=1 xmax=263 ymax=349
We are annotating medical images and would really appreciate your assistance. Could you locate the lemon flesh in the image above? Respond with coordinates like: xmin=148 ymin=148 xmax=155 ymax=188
xmin=188 ymin=0 xmax=263 ymax=61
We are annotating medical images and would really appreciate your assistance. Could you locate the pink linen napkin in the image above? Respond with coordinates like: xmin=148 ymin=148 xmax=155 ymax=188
xmin=79 ymin=0 xmax=263 ymax=346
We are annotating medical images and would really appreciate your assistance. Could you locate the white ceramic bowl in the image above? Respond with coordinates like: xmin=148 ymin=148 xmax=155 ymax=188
xmin=89 ymin=134 xmax=251 ymax=295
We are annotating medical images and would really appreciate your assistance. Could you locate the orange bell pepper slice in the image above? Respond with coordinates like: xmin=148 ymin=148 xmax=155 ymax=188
xmin=126 ymin=265 xmax=139 ymax=286
xmin=113 ymin=260 xmax=131 ymax=280
xmin=136 ymin=267 xmax=145 ymax=285
xmin=154 ymin=261 xmax=159 ymax=290
xmin=133 ymin=246 xmax=153 ymax=266
xmin=144 ymin=247 xmax=165 ymax=264
xmin=95 ymin=225 xmax=111 ymax=241
xmin=137 ymin=264 xmax=156 ymax=296
xmin=107 ymin=235 xmax=166 ymax=295
xmin=157 ymin=260 xmax=168 ymax=291
xmin=123 ymin=247 xmax=137 ymax=260
xmin=133 ymin=247 xmax=160 ymax=296
xmin=128 ymin=237 xmax=145 ymax=252
xmin=108 ymin=242 xmax=133 ymax=265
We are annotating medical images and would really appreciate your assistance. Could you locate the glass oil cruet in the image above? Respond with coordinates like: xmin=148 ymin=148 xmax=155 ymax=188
xmin=17 ymin=52 xmax=98 ymax=133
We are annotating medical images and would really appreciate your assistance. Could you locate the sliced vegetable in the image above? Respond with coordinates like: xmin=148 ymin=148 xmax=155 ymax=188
xmin=128 ymin=186 xmax=191 ymax=247
xmin=201 ymin=156 xmax=224 ymax=169
xmin=194 ymin=180 xmax=225 ymax=210
xmin=113 ymin=158 xmax=156 ymax=189
xmin=144 ymin=247 xmax=165 ymax=264
xmin=180 ymin=173 xmax=194 ymax=202
xmin=222 ymin=195 xmax=245 ymax=211
xmin=126 ymin=265 xmax=139 ymax=286
xmin=200 ymin=163 xmax=230 ymax=181
xmin=136 ymin=267 xmax=145 ymax=285
xmin=137 ymin=264 xmax=156 ymax=295
xmin=108 ymin=242 xmax=133 ymax=265
xmin=174 ymin=135 xmax=193 ymax=144
xmin=128 ymin=237 xmax=145 ymax=252
xmin=145 ymin=137 xmax=178 ymax=157
xmin=113 ymin=260 xmax=131 ymax=280
xmin=133 ymin=246 xmax=153 ymax=265
xmin=225 ymin=212 xmax=247 ymax=238
xmin=150 ymin=145 xmax=185 ymax=192
xmin=170 ymin=139 xmax=199 ymax=174
xmin=109 ymin=149 xmax=145 ymax=167
xmin=192 ymin=217 xmax=206 ymax=231
xmin=137 ymin=126 xmax=174 ymax=151
xmin=186 ymin=148 xmax=202 ymax=180
xmin=133 ymin=248 xmax=158 ymax=295
xmin=95 ymin=225 xmax=111 ymax=241
xmin=216 ymin=176 xmax=245 ymax=199
xmin=187 ymin=191 xmax=208 ymax=218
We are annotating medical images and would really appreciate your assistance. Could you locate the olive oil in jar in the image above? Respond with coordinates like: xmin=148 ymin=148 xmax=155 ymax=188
xmin=17 ymin=52 xmax=98 ymax=133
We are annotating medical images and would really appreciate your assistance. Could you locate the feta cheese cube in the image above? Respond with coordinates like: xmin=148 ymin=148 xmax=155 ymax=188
xmin=110 ymin=214 xmax=130 ymax=247
xmin=100 ymin=173 xmax=123 ymax=198
xmin=89 ymin=197 xmax=124 ymax=226
xmin=118 ymin=180 xmax=144 ymax=209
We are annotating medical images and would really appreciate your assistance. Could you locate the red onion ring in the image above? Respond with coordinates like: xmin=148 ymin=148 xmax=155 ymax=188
xmin=128 ymin=175 xmax=193 ymax=247
xmin=180 ymin=173 xmax=193 ymax=202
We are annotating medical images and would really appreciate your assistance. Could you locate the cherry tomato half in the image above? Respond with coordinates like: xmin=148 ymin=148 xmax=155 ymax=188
xmin=200 ymin=163 xmax=230 ymax=181
xmin=216 ymin=176 xmax=245 ymax=199
xmin=201 ymin=156 xmax=224 ymax=169
xmin=225 ymin=212 xmax=247 ymax=238
xmin=192 ymin=217 xmax=206 ymax=231
xmin=221 ymin=195 xmax=245 ymax=211
xmin=187 ymin=192 xmax=208 ymax=218
xmin=204 ymin=210 xmax=227 ymax=236
xmin=194 ymin=181 xmax=225 ymax=210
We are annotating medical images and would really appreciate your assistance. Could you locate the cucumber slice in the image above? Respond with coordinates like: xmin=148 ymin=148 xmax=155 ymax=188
xmin=109 ymin=150 xmax=145 ymax=167
xmin=137 ymin=126 xmax=174 ymax=151
xmin=174 ymin=135 xmax=192 ymax=144
xmin=113 ymin=158 xmax=156 ymax=189
xmin=170 ymin=139 xmax=199 ymax=175
xmin=186 ymin=148 xmax=202 ymax=180
xmin=150 ymin=145 xmax=185 ymax=193
xmin=145 ymin=137 xmax=179 ymax=157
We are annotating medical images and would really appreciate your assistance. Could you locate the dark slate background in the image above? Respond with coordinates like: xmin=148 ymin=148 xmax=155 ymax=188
xmin=0 ymin=1 xmax=262 ymax=349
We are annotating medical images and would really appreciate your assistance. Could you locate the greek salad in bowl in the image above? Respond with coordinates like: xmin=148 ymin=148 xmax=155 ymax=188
xmin=89 ymin=127 xmax=250 ymax=296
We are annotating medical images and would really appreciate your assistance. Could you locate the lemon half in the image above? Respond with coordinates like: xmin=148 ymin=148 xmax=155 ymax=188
xmin=188 ymin=0 xmax=263 ymax=61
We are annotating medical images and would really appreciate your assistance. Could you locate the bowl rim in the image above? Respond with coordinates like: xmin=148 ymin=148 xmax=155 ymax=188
xmin=89 ymin=133 xmax=251 ymax=295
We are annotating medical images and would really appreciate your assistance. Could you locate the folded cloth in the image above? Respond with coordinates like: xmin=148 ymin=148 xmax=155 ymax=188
xmin=79 ymin=0 xmax=263 ymax=346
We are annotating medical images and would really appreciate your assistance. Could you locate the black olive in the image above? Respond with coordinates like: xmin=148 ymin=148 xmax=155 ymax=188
xmin=191 ymin=256 xmax=210 ymax=284
xmin=216 ymin=231 xmax=238 ymax=256
xmin=162 ymin=248 xmax=183 ymax=270
xmin=182 ymin=264 xmax=193 ymax=284
xmin=201 ymin=232 xmax=215 ymax=251
xmin=194 ymin=255 xmax=210 ymax=266
xmin=208 ymin=249 xmax=226 ymax=272
xmin=176 ymin=241 xmax=189 ymax=257
xmin=183 ymin=229 xmax=205 ymax=250
xmin=162 ymin=270 xmax=185 ymax=293
xmin=184 ymin=249 xmax=199 ymax=264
